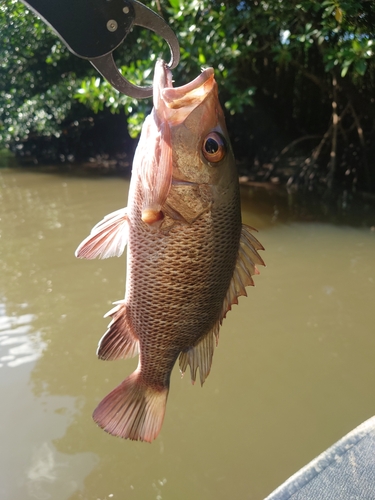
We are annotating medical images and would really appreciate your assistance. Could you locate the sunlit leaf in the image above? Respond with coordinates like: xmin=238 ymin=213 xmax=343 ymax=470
xmin=198 ymin=52 xmax=206 ymax=64
xmin=335 ymin=8 xmax=343 ymax=23
xmin=168 ymin=0 xmax=180 ymax=9
xmin=341 ymin=64 xmax=350 ymax=77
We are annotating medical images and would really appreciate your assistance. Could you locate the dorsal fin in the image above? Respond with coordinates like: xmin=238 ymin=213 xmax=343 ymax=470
xmin=75 ymin=208 xmax=128 ymax=259
xmin=221 ymin=224 xmax=265 ymax=319
xmin=179 ymin=322 xmax=219 ymax=386
xmin=179 ymin=224 xmax=265 ymax=385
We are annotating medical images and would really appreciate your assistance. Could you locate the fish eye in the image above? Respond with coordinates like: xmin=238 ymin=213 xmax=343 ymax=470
xmin=202 ymin=132 xmax=226 ymax=163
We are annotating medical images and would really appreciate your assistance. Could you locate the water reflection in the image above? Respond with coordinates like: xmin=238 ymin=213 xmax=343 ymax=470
xmin=0 ymin=304 xmax=45 ymax=368
xmin=0 ymin=166 xmax=375 ymax=499
xmin=240 ymin=183 xmax=375 ymax=228
xmin=0 ymin=168 xmax=105 ymax=499
xmin=27 ymin=441 xmax=98 ymax=500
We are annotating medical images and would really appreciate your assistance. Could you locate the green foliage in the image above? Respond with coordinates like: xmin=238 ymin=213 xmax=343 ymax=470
xmin=73 ymin=64 xmax=152 ymax=138
xmin=72 ymin=0 xmax=373 ymax=129
xmin=1 ymin=0 xmax=374 ymax=187
xmin=0 ymin=0 xmax=89 ymax=149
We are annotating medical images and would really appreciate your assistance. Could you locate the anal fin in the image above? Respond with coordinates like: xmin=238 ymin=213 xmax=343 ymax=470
xmin=75 ymin=207 xmax=128 ymax=259
xmin=97 ymin=301 xmax=139 ymax=360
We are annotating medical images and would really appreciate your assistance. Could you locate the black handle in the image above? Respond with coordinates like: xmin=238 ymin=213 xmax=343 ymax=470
xmin=22 ymin=0 xmax=136 ymax=59
xmin=19 ymin=0 xmax=180 ymax=98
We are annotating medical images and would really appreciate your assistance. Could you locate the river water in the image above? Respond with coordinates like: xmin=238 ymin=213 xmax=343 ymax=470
xmin=0 ymin=165 xmax=374 ymax=500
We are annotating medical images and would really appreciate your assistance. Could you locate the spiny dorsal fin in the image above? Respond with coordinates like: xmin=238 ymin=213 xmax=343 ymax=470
xmin=98 ymin=301 xmax=139 ymax=360
xmin=179 ymin=322 xmax=219 ymax=386
xmin=221 ymin=224 xmax=265 ymax=320
xmin=178 ymin=225 xmax=264 ymax=386
xmin=75 ymin=207 xmax=128 ymax=259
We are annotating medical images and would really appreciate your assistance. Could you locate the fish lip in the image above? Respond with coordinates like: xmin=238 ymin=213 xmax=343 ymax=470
xmin=153 ymin=60 xmax=215 ymax=116
xmin=162 ymin=68 xmax=215 ymax=109
xmin=153 ymin=59 xmax=173 ymax=110
xmin=154 ymin=59 xmax=214 ymax=93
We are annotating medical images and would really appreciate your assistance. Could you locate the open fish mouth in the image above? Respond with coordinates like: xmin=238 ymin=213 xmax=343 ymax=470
xmin=153 ymin=60 xmax=216 ymax=126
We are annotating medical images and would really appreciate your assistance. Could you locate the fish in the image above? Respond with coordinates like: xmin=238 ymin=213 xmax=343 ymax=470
xmin=75 ymin=59 xmax=265 ymax=442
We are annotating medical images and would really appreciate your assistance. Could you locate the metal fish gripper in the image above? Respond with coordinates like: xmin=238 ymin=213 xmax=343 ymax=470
xmin=19 ymin=0 xmax=180 ymax=98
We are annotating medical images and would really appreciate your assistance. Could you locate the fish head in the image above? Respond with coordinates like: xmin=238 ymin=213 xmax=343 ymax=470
xmin=135 ymin=61 xmax=238 ymax=226
xmin=155 ymin=60 xmax=237 ymax=192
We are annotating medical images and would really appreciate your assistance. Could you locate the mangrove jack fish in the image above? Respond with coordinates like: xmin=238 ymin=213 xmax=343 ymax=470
xmin=75 ymin=60 xmax=265 ymax=442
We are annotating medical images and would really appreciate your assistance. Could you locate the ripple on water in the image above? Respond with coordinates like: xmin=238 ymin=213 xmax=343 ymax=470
xmin=0 ymin=303 xmax=46 ymax=368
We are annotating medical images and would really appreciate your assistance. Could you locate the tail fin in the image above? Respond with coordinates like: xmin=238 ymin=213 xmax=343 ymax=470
xmin=93 ymin=371 xmax=168 ymax=442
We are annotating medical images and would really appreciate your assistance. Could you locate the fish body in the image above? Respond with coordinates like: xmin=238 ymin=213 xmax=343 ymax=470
xmin=76 ymin=60 xmax=264 ymax=442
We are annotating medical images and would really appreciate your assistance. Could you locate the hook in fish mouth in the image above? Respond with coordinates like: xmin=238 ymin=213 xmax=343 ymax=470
xmin=153 ymin=60 xmax=216 ymax=126
xmin=90 ymin=3 xmax=181 ymax=99
xmin=154 ymin=59 xmax=215 ymax=105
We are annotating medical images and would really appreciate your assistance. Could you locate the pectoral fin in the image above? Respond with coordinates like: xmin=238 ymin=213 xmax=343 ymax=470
xmin=136 ymin=112 xmax=173 ymax=226
xmin=75 ymin=208 xmax=128 ymax=259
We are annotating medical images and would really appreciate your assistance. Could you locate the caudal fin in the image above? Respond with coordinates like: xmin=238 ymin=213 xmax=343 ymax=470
xmin=93 ymin=371 xmax=168 ymax=442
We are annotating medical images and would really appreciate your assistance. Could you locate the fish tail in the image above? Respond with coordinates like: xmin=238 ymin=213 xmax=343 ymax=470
xmin=93 ymin=371 xmax=168 ymax=442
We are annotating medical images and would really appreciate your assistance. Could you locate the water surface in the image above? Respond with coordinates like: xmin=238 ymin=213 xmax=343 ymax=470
xmin=1 ymin=166 xmax=375 ymax=499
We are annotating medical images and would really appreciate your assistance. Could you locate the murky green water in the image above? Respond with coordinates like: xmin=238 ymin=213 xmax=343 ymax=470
xmin=1 ymin=165 xmax=375 ymax=500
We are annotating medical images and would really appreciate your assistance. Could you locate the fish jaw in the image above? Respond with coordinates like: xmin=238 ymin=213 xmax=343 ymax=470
xmin=152 ymin=59 xmax=236 ymax=191
xmin=133 ymin=61 xmax=221 ymax=225
xmin=153 ymin=59 xmax=216 ymax=127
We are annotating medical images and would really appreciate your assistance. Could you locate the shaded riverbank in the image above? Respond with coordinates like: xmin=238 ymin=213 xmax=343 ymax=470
xmin=3 ymin=139 xmax=375 ymax=198
xmin=2 ymin=153 xmax=375 ymax=226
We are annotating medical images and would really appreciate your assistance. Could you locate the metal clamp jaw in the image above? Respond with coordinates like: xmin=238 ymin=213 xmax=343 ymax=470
xmin=20 ymin=0 xmax=180 ymax=98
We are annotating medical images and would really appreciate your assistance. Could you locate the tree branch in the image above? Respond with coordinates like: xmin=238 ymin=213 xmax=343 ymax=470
xmin=327 ymin=74 xmax=338 ymax=189
xmin=289 ymin=60 xmax=329 ymax=93
xmin=349 ymin=102 xmax=371 ymax=186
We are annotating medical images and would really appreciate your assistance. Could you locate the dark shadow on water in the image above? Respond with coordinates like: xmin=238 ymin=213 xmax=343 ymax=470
xmin=2 ymin=155 xmax=374 ymax=228
xmin=240 ymin=184 xmax=375 ymax=229
xmin=0 ymin=161 xmax=132 ymax=179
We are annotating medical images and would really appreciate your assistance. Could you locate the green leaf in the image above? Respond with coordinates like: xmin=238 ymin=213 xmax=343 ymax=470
xmin=335 ymin=7 xmax=343 ymax=23
xmin=341 ymin=64 xmax=350 ymax=77
xmin=168 ymin=0 xmax=180 ymax=8
xmin=354 ymin=58 xmax=367 ymax=76
xmin=198 ymin=52 xmax=206 ymax=64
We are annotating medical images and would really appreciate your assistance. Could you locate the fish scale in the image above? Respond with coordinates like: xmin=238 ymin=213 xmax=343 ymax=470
xmin=127 ymin=194 xmax=241 ymax=379
xmin=75 ymin=60 xmax=265 ymax=442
